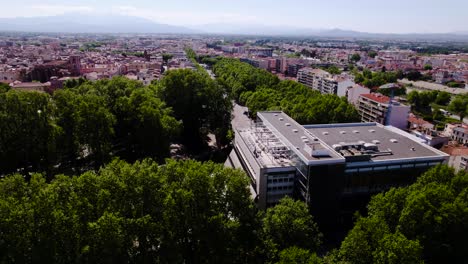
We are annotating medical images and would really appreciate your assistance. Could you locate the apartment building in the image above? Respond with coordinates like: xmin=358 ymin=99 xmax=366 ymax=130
xmin=357 ymin=93 xmax=410 ymax=129
xmin=453 ymin=127 xmax=468 ymax=145
xmin=298 ymin=68 xmax=355 ymax=96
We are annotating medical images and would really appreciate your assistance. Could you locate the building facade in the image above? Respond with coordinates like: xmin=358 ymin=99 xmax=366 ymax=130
xmin=357 ymin=93 xmax=410 ymax=129
xmin=229 ymin=111 xmax=448 ymax=229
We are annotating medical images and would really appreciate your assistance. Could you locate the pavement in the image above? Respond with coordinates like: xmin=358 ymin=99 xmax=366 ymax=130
xmin=231 ymin=103 xmax=252 ymax=130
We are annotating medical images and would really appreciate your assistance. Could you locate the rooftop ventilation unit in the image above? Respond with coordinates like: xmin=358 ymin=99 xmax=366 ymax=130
xmin=332 ymin=144 xmax=343 ymax=151
xmin=322 ymin=132 xmax=329 ymax=135
xmin=279 ymin=118 xmax=284 ymax=121
xmin=274 ymin=113 xmax=278 ymax=116
xmin=390 ymin=139 xmax=398 ymax=143
xmin=340 ymin=131 xmax=346 ymax=134
xmin=372 ymin=140 xmax=381 ymax=144
xmin=285 ymin=123 xmax=291 ymax=126
xmin=301 ymin=136 xmax=307 ymax=140
xmin=353 ymin=130 xmax=360 ymax=134
xmin=369 ymin=129 xmax=376 ymax=133
xmin=293 ymin=129 xmax=298 ymax=133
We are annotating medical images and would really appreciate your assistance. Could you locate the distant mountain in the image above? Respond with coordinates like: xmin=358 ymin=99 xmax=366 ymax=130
xmin=193 ymin=23 xmax=323 ymax=36
xmin=192 ymin=24 xmax=468 ymax=40
xmin=0 ymin=14 xmax=197 ymax=34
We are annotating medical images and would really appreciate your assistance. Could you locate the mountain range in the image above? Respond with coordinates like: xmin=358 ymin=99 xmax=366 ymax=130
xmin=0 ymin=14 xmax=467 ymax=40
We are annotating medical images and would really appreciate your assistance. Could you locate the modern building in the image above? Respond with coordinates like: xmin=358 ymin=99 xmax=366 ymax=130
xmin=357 ymin=93 xmax=410 ymax=129
xmin=229 ymin=111 xmax=448 ymax=229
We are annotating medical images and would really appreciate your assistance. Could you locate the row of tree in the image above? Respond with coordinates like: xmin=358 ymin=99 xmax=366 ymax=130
xmin=407 ymin=90 xmax=468 ymax=122
xmin=213 ymin=58 xmax=360 ymax=124
xmin=0 ymin=158 xmax=322 ymax=264
xmin=0 ymin=71 xmax=232 ymax=176
xmin=1 ymin=158 xmax=465 ymax=263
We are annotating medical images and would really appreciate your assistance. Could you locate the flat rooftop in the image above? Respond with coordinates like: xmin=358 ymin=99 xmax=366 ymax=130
xmin=258 ymin=112 xmax=344 ymax=165
xmin=304 ymin=123 xmax=448 ymax=162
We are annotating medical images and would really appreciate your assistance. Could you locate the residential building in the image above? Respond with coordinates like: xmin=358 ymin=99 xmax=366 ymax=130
xmin=453 ymin=127 xmax=468 ymax=145
xmin=346 ymin=84 xmax=370 ymax=105
xmin=357 ymin=93 xmax=410 ymax=129
xmin=298 ymin=68 xmax=355 ymax=96
xmin=287 ymin=63 xmax=304 ymax=77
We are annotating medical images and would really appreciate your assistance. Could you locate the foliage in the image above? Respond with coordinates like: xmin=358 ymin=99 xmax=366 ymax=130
xmin=448 ymin=93 xmax=468 ymax=121
xmin=0 ymin=77 xmax=182 ymax=176
xmin=154 ymin=69 xmax=232 ymax=149
xmin=407 ymin=90 xmax=452 ymax=116
xmin=368 ymin=50 xmax=377 ymax=58
xmin=0 ymin=157 xmax=329 ymax=264
xmin=0 ymin=82 xmax=10 ymax=92
xmin=262 ymin=197 xmax=322 ymax=259
xmin=423 ymin=64 xmax=433 ymax=70
xmin=213 ymin=58 xmax=359 ymax=124
xmin=322 ymin=65 xmax=341 ymax=75
xmin=212 ymin=58 xmax=280 ymax=101
xmin=276 ymin=247 xmax=322 ymax=264
xmin=377 ymin=87 xmax=406 ymax=97
xmin=350 ymin=53 xmax=361 ymax=62
xmin=0 ymin=159 xmax=261 ymax=263
xmin=162 ymin=53 xmax=173 ymax=62
xmin=447 ymin=81 xmax=464 ymax=88
xmin=0 ymin=90 xmax=60 ymax=175
xmin=337 ymin=165 xmax=468 ymax=264
xmin=354 ymin=69 xmax=401 ymax=88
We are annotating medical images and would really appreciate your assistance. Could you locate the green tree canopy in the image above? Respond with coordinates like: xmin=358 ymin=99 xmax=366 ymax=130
xmin=337 ymin=165 xmax=468 ymax=264
xmin=0 ymin=159 xmax=260 ymax=263
xmin=262 ymin=197 xmax=322 ymax=261
xmin=448 ymin=94 xmax=468 ymax=121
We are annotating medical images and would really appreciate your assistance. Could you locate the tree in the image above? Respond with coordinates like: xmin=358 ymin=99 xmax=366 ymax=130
xmin=0 ymin=82 xmax=10 ymax=93
xmin=423 ymin=64 xmax=433 ymax=70
xmin=0 ymin=158 xmax=261 ymax=263
xmin=448 ymin=94 xmax=468 ymax=121
xmin=0 ymin=90 xmax=60 ymax=175
xmin=262 ymin=197 xmax=322 ymax=260
xmin=162 ymin=53 xmax=173 ymax=63
xmin=156 ymin=69 xmax=232 ymax=150
xmin=368 ymin=51 xmax=378 ymax=58
xmin=435 ymin=91 xmax=451 ymax=106
xmin=276 ymin=247 xmax=322 ymax=264
xmin=350 ymin=53 xmax=361 ymax=62
xmin=338 ymin=165 xmax=468 ymax=264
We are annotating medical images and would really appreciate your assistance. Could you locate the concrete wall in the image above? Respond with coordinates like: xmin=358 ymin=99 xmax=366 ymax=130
xmin=388 ymin=105 xmax=410 ymax=129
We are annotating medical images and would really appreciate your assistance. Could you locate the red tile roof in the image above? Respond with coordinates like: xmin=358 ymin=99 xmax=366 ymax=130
xmin=408 ymin=116 xmax=432 ymax=126
xmin=360 ymin=93 xmax=390 ymax=104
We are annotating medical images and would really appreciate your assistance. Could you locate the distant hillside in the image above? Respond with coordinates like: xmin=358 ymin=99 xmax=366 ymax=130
xmin=0 ymin=14 xmax=197 ymax=34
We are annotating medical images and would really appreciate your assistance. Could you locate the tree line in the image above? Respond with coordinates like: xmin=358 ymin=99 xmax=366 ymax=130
xmin=0 ymin=159 xmax=465 ymax=263
xmin=212 ymin=58 xmax=360 ymax=124
xmin=0 ymin=71 xmax=232 ymax=177
xmin=0 ymin=158 xmax=322 ymax=264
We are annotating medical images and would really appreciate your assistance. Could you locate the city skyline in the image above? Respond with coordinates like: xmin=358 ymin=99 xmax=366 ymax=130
xmin=1 ymin=0 xmax=468 ymax=34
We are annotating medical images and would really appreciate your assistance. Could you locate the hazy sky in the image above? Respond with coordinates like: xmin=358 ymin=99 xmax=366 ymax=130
xmin=2 ymin=0 xmax=467 ymax=33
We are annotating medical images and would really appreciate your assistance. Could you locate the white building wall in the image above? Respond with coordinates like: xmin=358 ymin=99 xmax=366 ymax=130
xmin=347 ymin=85 xmax=370 ymax=105
xmin=388 ymin=105 xmax=410 ymax=130
xmin=337 ymin=80 xmax=355 ymax=97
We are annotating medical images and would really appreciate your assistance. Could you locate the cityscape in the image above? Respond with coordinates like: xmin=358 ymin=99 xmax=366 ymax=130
xmin=0 ymin=0 xmax=467 ymax=263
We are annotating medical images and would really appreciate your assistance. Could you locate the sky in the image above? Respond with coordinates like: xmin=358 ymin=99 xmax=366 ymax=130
xmin=1 ymin=0 xmax=467 ymax=34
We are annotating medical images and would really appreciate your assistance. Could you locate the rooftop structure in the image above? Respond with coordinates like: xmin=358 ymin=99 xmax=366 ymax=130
xmin=230 ymin=111 xmax=448 ymax=230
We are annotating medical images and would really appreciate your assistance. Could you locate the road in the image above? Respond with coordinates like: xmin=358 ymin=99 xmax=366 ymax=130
xmin=231 ymin=103 xmax=251 ymax=130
